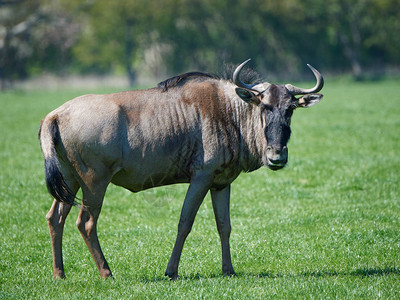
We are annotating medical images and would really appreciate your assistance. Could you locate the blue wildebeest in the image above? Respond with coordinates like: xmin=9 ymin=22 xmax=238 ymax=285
xmin=39 ymin=59 xmax=324 ymax=279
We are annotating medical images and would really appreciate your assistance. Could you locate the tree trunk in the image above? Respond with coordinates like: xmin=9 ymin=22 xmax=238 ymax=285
xmin=339 ymin=32 xmax=362 ymax=80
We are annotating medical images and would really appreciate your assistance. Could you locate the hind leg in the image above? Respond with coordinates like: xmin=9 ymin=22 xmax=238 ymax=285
xmin=76 ymin=173 xmax=112 ymax=279
xmin=46 ymin=180 xmax=79 ymax=278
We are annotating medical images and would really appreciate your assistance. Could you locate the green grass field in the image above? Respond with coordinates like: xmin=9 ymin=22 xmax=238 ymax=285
xmin=1 ymin=78 xmax=400 ymax=298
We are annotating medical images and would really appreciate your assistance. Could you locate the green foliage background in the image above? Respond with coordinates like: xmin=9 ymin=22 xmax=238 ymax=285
xmin=1 ymin=0 xmax=400 ymax=86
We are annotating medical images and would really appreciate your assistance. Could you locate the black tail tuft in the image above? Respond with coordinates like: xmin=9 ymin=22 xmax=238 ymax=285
xmin=41 ymin=117 xmax=78 ymax=207
xmin=44 ymin=156 xmax=78 ymax=206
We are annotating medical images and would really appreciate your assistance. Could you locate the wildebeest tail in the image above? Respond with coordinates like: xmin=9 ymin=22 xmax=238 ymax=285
xmin=39 ymin=117 xmax=78 ymax=206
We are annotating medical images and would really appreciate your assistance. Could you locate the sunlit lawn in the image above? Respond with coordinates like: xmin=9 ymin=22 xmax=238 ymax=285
xmin=1 ymin=77 xmax=399 ymax=298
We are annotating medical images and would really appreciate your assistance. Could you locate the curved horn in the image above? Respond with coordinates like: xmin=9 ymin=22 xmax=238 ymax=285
xmin=285 ymin=64 xmax=324 ymax=95
xmin=233 ymin=59 xmax=258 ymax=92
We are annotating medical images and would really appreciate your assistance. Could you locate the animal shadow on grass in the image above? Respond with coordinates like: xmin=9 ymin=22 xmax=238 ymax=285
xmin=139 ymin=272 xmax=229 ymax=283
xmin=253 ymin=266 xmax=400 ymax=279
xmin=137 ymin=267 xmax=400 ymax=283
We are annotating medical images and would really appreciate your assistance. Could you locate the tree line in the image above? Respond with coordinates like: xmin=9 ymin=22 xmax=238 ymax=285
xmin=1 ymin=0 xmax=399 ymax=89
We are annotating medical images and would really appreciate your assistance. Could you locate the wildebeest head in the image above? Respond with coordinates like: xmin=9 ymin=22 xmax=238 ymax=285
xmin=234 ymin=59 xmax=324 ymax=170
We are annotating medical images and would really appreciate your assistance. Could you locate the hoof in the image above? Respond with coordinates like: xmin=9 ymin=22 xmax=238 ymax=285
xmin=53 ymin=272 xmax=66 ymax=279
xmin=165 ymin=270 xmax=179 ymax=280
xmin=100 ymin=270 xmax=113 ymax=280
xmin=223 ymin=269 xmax=236 ymax=277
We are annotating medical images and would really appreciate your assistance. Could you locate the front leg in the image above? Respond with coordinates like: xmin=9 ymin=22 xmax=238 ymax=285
xmin=165 ymin=172 xmax=213 ymax=280
xmin=211 ymin=185 xmax=235 ymax=276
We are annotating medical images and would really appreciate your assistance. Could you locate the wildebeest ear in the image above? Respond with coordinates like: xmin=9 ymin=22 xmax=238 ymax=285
xmin=297 ymin=94 xmax=323 ymax=108
xmin=235 ymin=88 xmax=261 ymax=105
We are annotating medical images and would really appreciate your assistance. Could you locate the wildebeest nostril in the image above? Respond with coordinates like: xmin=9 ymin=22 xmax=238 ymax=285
xmin=266 ymin=145 xmax=283 ymax=155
